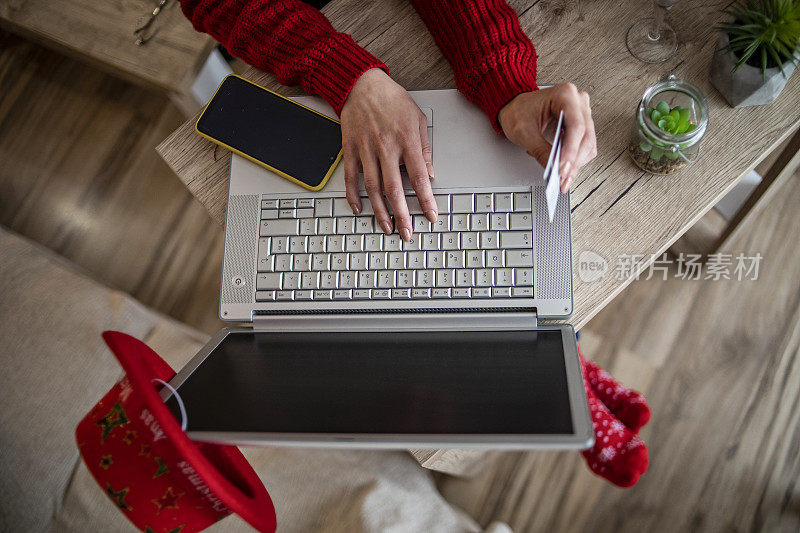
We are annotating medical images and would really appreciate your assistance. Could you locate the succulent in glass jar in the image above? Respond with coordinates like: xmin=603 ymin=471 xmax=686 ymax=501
xmin=638 ymin=100 xmax=698 ymax=163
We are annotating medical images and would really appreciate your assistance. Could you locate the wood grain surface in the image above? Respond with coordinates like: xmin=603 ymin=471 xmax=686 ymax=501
xmin=0 ymin=0 xmax=214 ymax=94
xmin=157 ymin=0 xmax=800 ymax=335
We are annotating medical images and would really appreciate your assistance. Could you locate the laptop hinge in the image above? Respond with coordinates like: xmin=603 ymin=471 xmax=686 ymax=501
xmin=252 ymin=311 xmax=537 ymax=332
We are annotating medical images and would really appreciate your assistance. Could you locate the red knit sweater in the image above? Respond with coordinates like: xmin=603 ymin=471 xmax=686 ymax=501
xmin=178 ymin=0 xmax=538 ymax=132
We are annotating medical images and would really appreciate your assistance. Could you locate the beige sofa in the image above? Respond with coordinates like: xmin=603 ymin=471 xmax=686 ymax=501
xmin=0 ymin=227 xmax=509 ymax=532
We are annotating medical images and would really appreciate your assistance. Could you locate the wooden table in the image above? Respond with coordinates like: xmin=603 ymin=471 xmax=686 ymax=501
xmin=0 ymin=0 xmax=215 ymax=115
xmin=155 ymin=0 xmax=800 ymax=475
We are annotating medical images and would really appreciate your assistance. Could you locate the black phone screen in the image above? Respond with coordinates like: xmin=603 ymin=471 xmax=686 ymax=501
xmin=167 ymin=330 xmax=574 ymax=436
xmin=196 ymin=75 xmax=342 ymax=188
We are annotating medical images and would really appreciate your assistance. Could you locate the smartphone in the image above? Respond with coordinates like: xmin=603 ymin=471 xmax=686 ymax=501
xmin=196 ymin=75 xmax=343 ymax=191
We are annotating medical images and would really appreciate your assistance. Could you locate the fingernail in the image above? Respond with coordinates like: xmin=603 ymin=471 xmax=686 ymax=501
xmin=400 ymin=227 xmax=412 ymax=242
xmin=426 ymin=163 xmax=435 ymax=179
xmin=560 ymin=160 xmax=572 ymax=180
xmin=424 ymin=209 xmax=438 ymax=223
xmin=381 ymin=220 xmax=393 ymax=235
xmin=561 ymin=175 xmax=573 ymax=193
xmin=350 ymin=203 xmax=361 ymax=215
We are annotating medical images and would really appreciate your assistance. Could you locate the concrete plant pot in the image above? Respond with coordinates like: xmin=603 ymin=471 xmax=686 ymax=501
xmin=710 ymin=32 xmax=797 ymax=108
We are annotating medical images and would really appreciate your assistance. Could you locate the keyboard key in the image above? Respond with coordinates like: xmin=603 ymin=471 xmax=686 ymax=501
xmin=426 ymin=251 xmax=444 ymax=269
xmin=510 ymin=213 xmax=533 ymax=230
xmin=289 ymin=236 xmax=307 ymax=253
xmin=456 ymin=269 xmax=473 ymax=287
xmin=405 ymin=195 xmax=423 ymax=214
xmin=514 ymin=268 xmax=534 ymax=286
xmin=470 ymin=213 xmax=489 ymax=231
xmin=256 ymin=273 xmax=281 ymax=290
xmin=318 ymin=218 xmax=336 ymax=234
xmin=327 ymin=235 xmax=344 ymax=252
xmin=345 ymin=235 xmax=363 ymax=252
xmin=339 ymin=271 xmax=357 ymax=289
xmin=413 ymin=215 xmax=430 ymax=233
xmin=261 ymin=209 xmax=278 ymax=220
xmin=451 ymin=194 xmax=473 ymax=213
xmin=378 ymin=271 xmax=395 ymax=288
xmin=466 ymin=250 xmax=484 ymax=268
xmin=301 ymin=272 xmax=319 ymax=289
xmin=283 ymin=272 xmax=300 ymax=289
xmin=272 ymin=236 xmax=289 ymax=254
xmin=356 ymin=217 xmax=373 ymax=233
xmin=373 ymin=289 xmax=391 ymax=299
xmin=314 ymin=289 xmax=333 ymax=300
xmin=258 ymin=255 xmax=274 ymax=273
xmin=461 ymin=232 xmax=479 ymax=249
xmin=320 ymin=272 xmax=337 ymax=289
xmin=349 ymin=253 xmax=367 ymax=270
xmin=512 ymin=287 xmax=534 ymax=297
xmin=442 ymin=232 xmax=459 ymax=250
xmin=298 ymin=198 xmax=314 ymax=208
xmin=295 ymin=290 xmax=314 ymax=300
xmin=392 ymin=288 xmax=411 ymax=299
xmin=472 ymin=287 xmax=491 ymax=298
xmin=359 ymin=271 xmax=377 ymax=288
xmin=297 ymin=208 xmax=314 ymax=218
xmin=274 ymin=254 xmax=292 ymax=272
xmin=486 ymin=250 xmax=504 ymax=267
xmin=260 ymin=219 xmax=298 ymax=236
xmin=431 ymin=217 xmax=449 ymax=232
xmin=397 ymin=270 xmax=414 ymax=288
xmin=491 ymin=213 xmax=509 ymax=230
xmin=475 ymin=194 xmax=493 ymax=212
xmin=256 ymin=290 xmax=276 ymax=301
xmin=436 ymin=269 xmax=454 ymax=287
xmin=494 ymin=193 xmax=513 ymax=212
xmin=308 ymin=236 xmax=326 ymax=253
xmin=364 ymin=234 xmax=382 ymax=251
xmin=500 ymin=231 xmax=532 ymax=249
xmin=354 ymin=289 xmax=371 ymax=299
xmin=434 ymin=195 xmax=450 ymax=214
xmin=476 ymin=269 xmax=493 ymax=286
xmin=417 ymin=270 xmax=434 ymax=287
xmin=407 ymin=251 xmax=426 ymax=269
xmin=276 ymin=290 xmax=294 ymax=301
xmin=453 ymin=288 xmax=471 ymax=298
xmin=262 ymin=199 xmax=279 ymax=209
xmin=388 ymin=252 xmax=405 ymax=269
xmin=492 ymin=287 xmax=511 ymax=297
xmin=403 ymin=235 xmax=422 ymax=251
xmin=333 ymin=198 xmax=353 ymax=216
xmin=293 ymin=254 xmax=311 ymax=271
xmin=514 ymin=192 xmax=532 ymax=212
xmin=451 ymin=214 xmax=469 ymax=231
xmin=280 ymin=199 xmax=297 ymax=208
xmin=358 ymin=198 xmax=374 ymax=215
xmin=506 ymin=250 xmax=534 ymax=267
xmin=312 ymin=253 xmax=330 ymax=271
xmin=421 ymin=233 xmax=439 ymax=250
xmin=300 ymin=219 xmax=316 ymax=237
xmin=369 ymin=252 xmax=386 ymax=270
xmin=337 ymin=217 xmax=355 ymax=234
xmin=412 ymin=288 xmax=431 ymax=299
xmin=383 ymin=234 xmax=402 ymax=251
xmin=480 ymin=232 xmax=499 ymax=249
xmin=279 ymin=208 xmax=296 ymax=218
xmin=257 ymin=236 xmax=270 ymax=260
xmin=315 ymin=198 xmax=333 ymax=217
xmin=496 ymin=268 xmax=514 ymax=286
xmin=446 ymin=250 xmax=465 ymax=268
xmin=432 ymin=288 xmax=451 ymax=298
xmin=334 ymin=289 xmax=353 ymax=300
xmin=331 ymin=253 xmax=348 ymax=270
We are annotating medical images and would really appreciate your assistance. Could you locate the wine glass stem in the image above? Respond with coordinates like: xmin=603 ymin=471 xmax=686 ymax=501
xmin=649 ymin=0 xmax=665 ymax=41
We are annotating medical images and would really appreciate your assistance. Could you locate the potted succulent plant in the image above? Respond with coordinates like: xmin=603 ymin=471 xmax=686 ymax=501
xmin=710 ymin=0 xmax=800 ymax=107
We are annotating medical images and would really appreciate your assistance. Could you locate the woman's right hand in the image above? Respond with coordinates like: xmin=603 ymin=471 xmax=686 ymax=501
xmin=340 ymin=68 xmax=437 ymax=242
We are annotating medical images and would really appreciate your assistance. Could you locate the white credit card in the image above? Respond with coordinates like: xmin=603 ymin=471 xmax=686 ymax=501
xmin=544 ymin=110 xmax=564 ymax=222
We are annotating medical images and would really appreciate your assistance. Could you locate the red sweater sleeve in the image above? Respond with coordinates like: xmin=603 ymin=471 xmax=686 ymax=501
xmin=178 ymin=0 xmax=386 ymax=115
xmin=410 ymin=0 xmax=538 ymax=133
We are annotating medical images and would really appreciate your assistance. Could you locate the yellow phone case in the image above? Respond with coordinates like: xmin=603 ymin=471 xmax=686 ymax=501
xmin=195 ymin=74 xmax=343 ymax=192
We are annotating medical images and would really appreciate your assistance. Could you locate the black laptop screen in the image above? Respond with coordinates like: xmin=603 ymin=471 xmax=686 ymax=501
xmin=167 ymin=330 xmax=574 ymax=435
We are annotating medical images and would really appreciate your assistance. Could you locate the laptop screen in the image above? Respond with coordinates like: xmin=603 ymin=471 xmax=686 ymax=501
xmin=167 ymin=330 xmax=573 ymax=435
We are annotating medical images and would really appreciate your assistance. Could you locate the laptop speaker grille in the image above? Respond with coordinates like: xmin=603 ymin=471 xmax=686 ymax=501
xmin=534 ymin=186 xmax=572 ymax=300
xmin=221 ymin=194 xmax=259 ymax=305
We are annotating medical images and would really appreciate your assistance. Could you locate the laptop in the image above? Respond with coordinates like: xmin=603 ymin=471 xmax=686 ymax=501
xmin=164 ymin=89 xmax=593 ymax=450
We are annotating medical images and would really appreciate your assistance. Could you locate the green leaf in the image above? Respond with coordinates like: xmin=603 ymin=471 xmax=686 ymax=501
xmin=686 ymin=123 xmax=697 ymax=132
xmin=669 ymin=109 xmax=680 ymax=121
xmin=656 ymin=101 xmax=670 ymax=115
xmin=678 ymin=108 xmax=691 ymax=123
xmin=639 ymin=141 xmax=652 ymax=152
xmin=650 ymin=147 xmax=664 ymax=161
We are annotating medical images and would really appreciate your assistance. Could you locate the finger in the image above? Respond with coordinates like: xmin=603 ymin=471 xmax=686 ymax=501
xmin=361 ymin=148 xmax=392 ymax=235
xmin=419 ymin=116 xmax=434 ymax=180
xmin=523 ymin=132 xmax=553 ymax=169
xmin=557 ymin=103 xmax=586 ymax=187
xmin=575 ymin=91 xmax=597 ymax=168
xmin=343 ymin=145 xmax=362 ymax=214
xmin=379 ymin=153 xmax=413 ymax=241
xmin=403 ymin=137 xmax=437 ymax=223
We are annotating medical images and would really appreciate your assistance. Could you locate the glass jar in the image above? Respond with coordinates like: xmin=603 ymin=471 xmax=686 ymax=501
xmin=628 ymin=75 xmax=708 ymax=174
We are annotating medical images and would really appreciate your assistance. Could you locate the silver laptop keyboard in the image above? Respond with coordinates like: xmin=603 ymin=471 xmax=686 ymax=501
xmin=255 ymin=190 xmax=535 ymax=302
